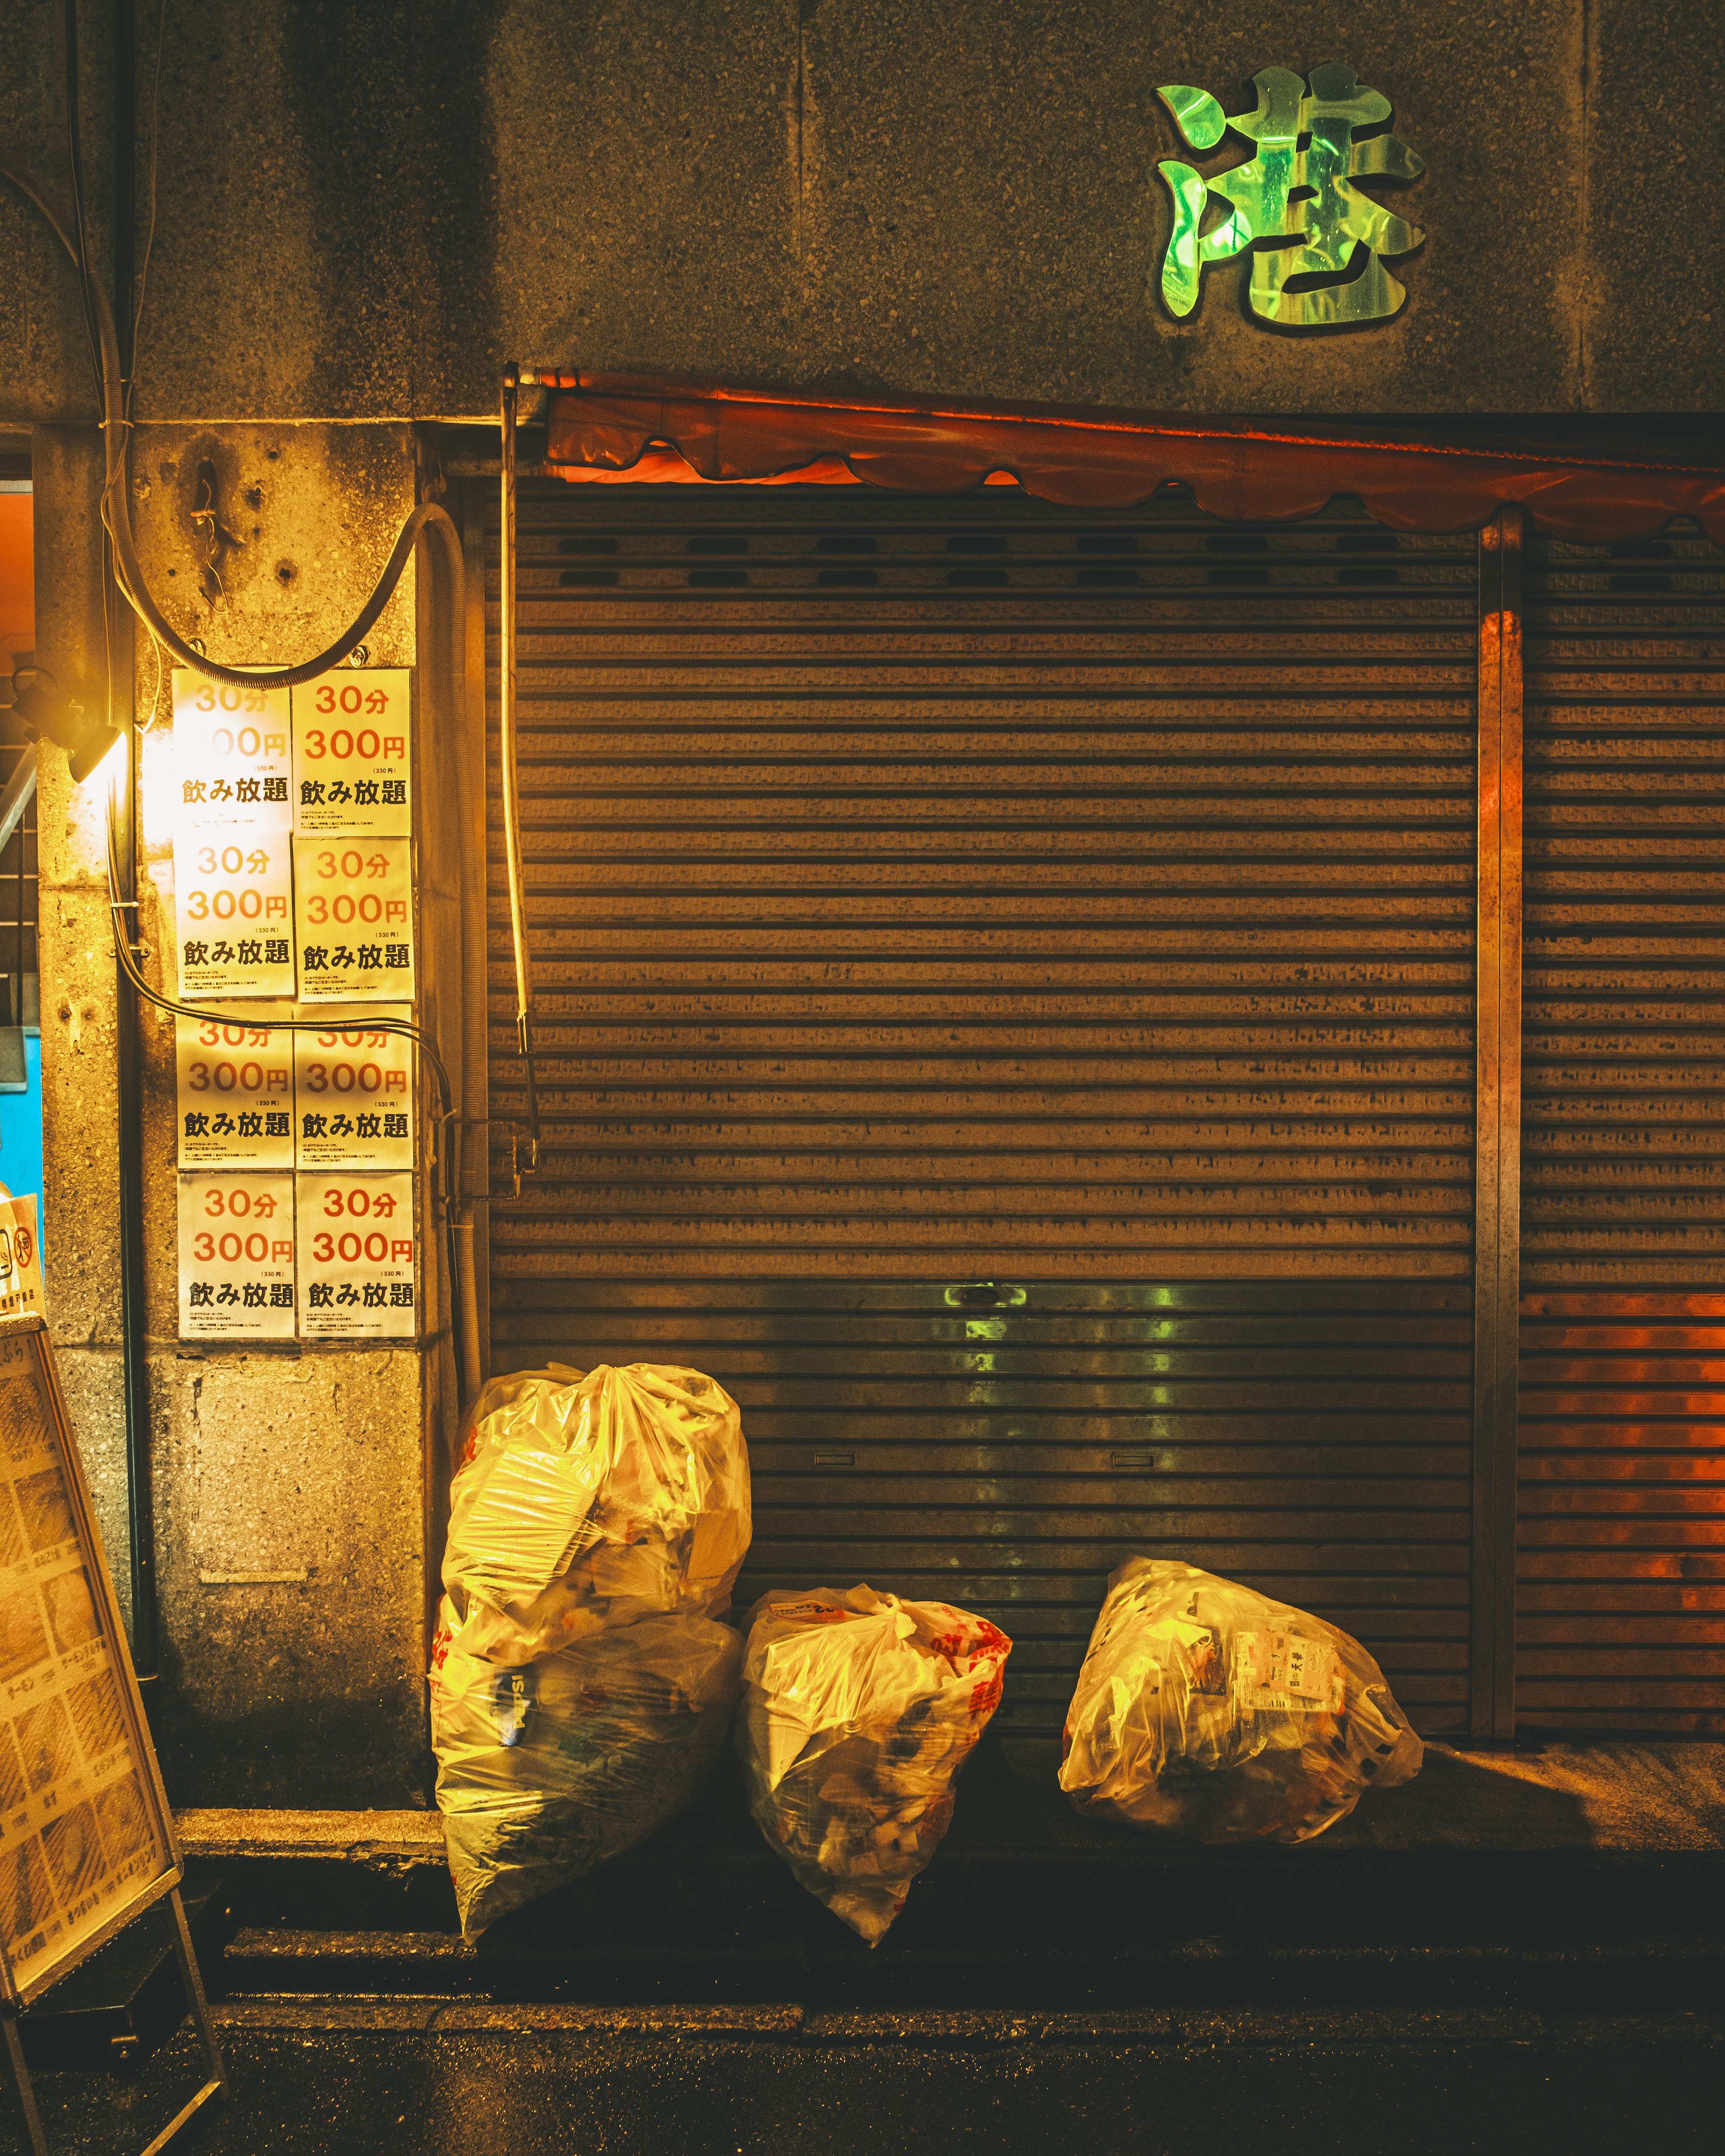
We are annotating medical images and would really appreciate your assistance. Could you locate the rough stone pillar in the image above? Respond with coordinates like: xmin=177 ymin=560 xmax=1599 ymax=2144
xmin=40 ymin=420 xmax=440 ymax=1807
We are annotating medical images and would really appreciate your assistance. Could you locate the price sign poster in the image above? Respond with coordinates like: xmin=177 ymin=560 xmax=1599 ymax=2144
xmin=295 ymin=1173 xmax=415 ymax=1340
xmin=176 ymin=1173 xmax=296 ymax=1341
xmin=294 ymin=1019 xmax=413 ymax=1171
xmin=175 ymin=1018 xmax=294 ymax=1169
xmin=292 ymin=839 xmax=414 ymax=1004
xmin=172 ymin=670 xmax=296 ymax=1001
xmin=292 ymin=670 xmax=411 ymax=839
xmin=0 ymin=1325 xmax=175 ymax=2002
xmin=172 ymin=833 xmax=295 ymax=1002
xmin=172 ymin=671 xmax=292 ymax=834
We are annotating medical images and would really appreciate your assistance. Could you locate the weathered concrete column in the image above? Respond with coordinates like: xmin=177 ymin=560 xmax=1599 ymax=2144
xmin=41 ymin=421 xmax=442 ymax=1806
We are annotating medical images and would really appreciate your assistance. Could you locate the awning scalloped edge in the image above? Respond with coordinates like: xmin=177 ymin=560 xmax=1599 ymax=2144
xmin=540 ymin=373 xmax=1725 ymax=542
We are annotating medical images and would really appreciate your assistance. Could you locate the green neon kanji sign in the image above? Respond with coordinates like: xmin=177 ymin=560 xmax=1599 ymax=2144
xmin=1156 ymin=63 xmax=1425 ymax=329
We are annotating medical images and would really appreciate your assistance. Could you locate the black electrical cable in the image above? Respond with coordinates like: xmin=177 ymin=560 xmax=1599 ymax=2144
xmin=59 ymin=0 xmax=107 ymax=411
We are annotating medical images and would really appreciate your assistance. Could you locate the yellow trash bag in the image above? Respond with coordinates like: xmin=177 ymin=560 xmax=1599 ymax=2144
xmin=1059 ymin=1559 xmax=1422 ymax=1842
xmin=737 ymin=1586 xmax=1011 ymax=1944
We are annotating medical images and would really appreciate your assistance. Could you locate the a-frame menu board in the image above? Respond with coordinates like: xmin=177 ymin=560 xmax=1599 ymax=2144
xmin=0 ymin=1205 xmax=225 ymax=2150
xmin=0 ymin=1321 xmax=177 ymax=1999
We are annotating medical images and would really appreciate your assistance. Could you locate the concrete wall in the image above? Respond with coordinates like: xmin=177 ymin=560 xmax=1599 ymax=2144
xmin=4 ymin=0 xmax=1725 ymax=430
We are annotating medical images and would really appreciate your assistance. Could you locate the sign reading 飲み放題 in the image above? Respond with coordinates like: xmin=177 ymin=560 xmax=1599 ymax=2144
xmin=176 ymin=1172 xmax=296 ymax=1340
xmin=175 ymin=1018 xmax=294 ymax=1169
xmin=292 ymin=839 xmax=414 ymax=1003
xmin=294 ymin=1020 xmax=413 ymax=1170
xmin=171 ymin=672 xmax=295 ymax=1000
xmin=295 ymin=1172 xmax=416 ymax=1338
xmin=292 ymin=670 xmax=411 ymax=839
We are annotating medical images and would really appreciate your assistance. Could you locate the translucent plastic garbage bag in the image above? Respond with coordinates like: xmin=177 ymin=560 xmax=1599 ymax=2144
xmin=430 ymin=1602 xmax=744 ymax=1935
xmin=1058 ymin=1559 xmax=1422 ymax=1843
xmin=737 ymin=1586 xmax=1012 ymax=1944
xmin=441 ymin=1363 xmax=751 ymax=1664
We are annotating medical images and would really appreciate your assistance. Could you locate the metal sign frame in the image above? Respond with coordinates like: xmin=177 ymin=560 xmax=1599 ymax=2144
xmin=0 ymin=1308 xmax=226 ymax=2151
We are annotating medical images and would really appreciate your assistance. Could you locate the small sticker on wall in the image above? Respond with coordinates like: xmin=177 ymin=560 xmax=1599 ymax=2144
xmin=177 ymin=1172 xmax=296 ymax=1340
xmin=293 ymin=1017 xmax=413 ymax=1170
xmin=175 ymin=1017 xmax=294 ymax=1168
xmin=292 ymin=838 xmax=414 ymax=1003
xmin=295 ymin=1171 xmax=415 ymax=1339
xmin=292 ymin=669 xmax=411 ymax=838
xmin=0 ymin=1192 xmax=45 ymax=1320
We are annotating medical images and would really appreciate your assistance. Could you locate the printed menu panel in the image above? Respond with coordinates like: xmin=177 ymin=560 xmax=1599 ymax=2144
xmin=295 ymin=1172 xmax=415 ymax=1340
xmin=175 ymin=1017 xmax=294 ymax=1169
xmin=176 ymin=1173 xmax=296 ymax=1341
xmin=292 ymin=669 xmax=411 ymax=838
xmin=293 ymin=1018 xmax=413 ymax=1171
xmin=171 ymin=833 xmax=295 ymax=1001
xmin=0 ymin=1332 xmax=172 ymax=1996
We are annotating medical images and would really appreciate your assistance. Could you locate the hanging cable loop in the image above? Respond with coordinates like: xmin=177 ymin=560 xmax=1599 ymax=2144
xmin=499 ymin=360 xmax=540 ymax=1180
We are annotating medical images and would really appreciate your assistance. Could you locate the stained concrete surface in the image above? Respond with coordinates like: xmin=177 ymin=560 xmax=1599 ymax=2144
xmin=6 ymin=0 xmax=1725 ymax=423
xmin=2 ymin=2007 xmax=1721 ymax=2155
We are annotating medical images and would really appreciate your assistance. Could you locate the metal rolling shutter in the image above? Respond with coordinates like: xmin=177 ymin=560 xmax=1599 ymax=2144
xmin=482 ymin=482 xmax=1478 ymax=1737
xmin=1519 ymin=521 xmax=1725 ymax=1732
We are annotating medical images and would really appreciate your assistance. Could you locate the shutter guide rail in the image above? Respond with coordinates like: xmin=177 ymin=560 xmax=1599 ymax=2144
xmin=1473 ymin=508 xmax=1525 ymax=1741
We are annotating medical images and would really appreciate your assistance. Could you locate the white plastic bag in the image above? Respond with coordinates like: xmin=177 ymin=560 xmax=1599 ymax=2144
xmin=431 ymin=1606 xmax=743 ymax=1934
xmin=737 ymin=1586 xmax=1011 ymax=1944
xmin=441 ymin=1363 xmax=751 ymax=1664
xmin=430 ymin=1362 xmax=753 ymax=1932
xmin=1059 ymin=1559 xmax=1422 ymax=1842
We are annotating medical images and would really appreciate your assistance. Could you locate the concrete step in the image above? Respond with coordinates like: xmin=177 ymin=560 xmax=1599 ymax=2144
xmin=214 ymin=1925 xmax=1725 ymax=2012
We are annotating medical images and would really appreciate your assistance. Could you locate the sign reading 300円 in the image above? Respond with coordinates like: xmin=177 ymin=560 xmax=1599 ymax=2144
xmin=292 ymin=669 xmax=411 ymax=839
xmin=294 ymin=1019 xmax=413 ymax=1171
xmin=175 ymin=1017 xmax=294 ymax=1169
xmin=292 ymin=839 xmax=414 ymax=1003
xmin=176 ymin=1173 xmax=296 ymax=1341
xmin=295 ymin=1173 xmax=415 ymax=1339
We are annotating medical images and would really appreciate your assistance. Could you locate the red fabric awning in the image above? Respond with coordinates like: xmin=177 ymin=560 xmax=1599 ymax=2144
xmin=542 ymin=373 xmax=1725 ymax=541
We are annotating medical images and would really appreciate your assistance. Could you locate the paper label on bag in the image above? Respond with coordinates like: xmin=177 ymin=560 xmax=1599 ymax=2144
xmin=177 ymin=1172 xmax=296 ymax=1339
xmin=176 ymin=1017 xmax=294 ymax=1167
xmin=292 ymin=838 xmax=414 ymax=1003
xmin=295 ymin=1171 xmax=416 ymax=1338
xmin=172 ymin=671 xmax=292 ymax=833
xmin=1236 ymin=1630 xmax=1343 ymax=1714
xmin=293 ymin=1018 xmax=414 ymax=1170
xmin=292 ymin=670 xmax=411 ymax=838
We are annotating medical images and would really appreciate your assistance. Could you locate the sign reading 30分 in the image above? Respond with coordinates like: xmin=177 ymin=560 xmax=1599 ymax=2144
xmin=292 ymin=839 xmax=414 ymax=1004
xmin=291 ymin=669 xmax=411 ymax=839
xmin=171 ymin=671 xmax=295 ymax=999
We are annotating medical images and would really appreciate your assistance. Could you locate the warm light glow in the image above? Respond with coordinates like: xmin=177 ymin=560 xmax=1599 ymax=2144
xmin=92 ymin=726 xmax=129 ymax=793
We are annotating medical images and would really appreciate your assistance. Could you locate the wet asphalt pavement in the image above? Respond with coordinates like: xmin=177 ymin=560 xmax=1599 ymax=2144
xmin=4 ymin=2004 xmax=1721 ymax=2154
